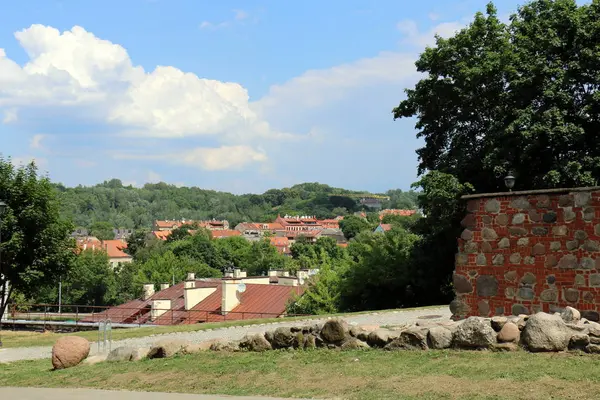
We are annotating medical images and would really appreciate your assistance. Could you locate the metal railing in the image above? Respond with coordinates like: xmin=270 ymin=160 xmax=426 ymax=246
xmin=4 ymin=303 xmax=310 ymax=328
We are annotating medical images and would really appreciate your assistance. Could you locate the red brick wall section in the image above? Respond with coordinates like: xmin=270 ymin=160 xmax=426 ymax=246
xmin=451 ymin=189 xmax=600 ymax=321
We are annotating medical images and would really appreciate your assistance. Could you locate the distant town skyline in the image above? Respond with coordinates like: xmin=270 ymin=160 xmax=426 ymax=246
xmin=2 ymin=0 xmax=529 ymax=194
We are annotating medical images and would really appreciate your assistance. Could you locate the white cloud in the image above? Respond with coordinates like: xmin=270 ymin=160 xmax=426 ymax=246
xmin=2 ymin=108 xmax=17 ymax=124
xmin=29 ymin=134 xmax=45 ymax=149
xmin=114 ymin=145 xmax=267 ymax=171
xmin=397 ymin=20 xmax=465 ymax=48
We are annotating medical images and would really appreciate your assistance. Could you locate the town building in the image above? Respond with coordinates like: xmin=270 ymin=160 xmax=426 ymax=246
xmin=275 ymin=215 xmax=322 ymax=232
xmin=76 ymin=238 xmax=133 ymax=268
xmin=379 ymin=209 xmax=417 ymax=220
xmin=84 ymin=269 xmax=310 ymax=325
xmin=153 ymin=219 xmax=229 ymax=231
xmin=374 ymin=224 xmax=393 ymax=233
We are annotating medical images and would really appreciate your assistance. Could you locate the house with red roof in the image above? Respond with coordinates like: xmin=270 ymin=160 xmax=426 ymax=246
xmin=374 ymin=224 xmax=393 ymax=233
xmin=83 ymin=269 xmax=306 ymax=325
xmin=275 ymin=215 xmax=322 ymax=232
xmin=76 ymin=238 xmax=133 ymax=268
xmin=378 ymin=209 xmax=417 ymax=220
xmin=153 ymin=219 xmax=229 ymax=232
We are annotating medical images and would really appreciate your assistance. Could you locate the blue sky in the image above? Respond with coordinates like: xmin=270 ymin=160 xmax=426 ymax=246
xmin=1 ymin=0 xmax=525 ymax=194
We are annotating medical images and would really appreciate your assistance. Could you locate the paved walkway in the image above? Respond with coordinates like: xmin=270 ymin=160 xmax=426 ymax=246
xmin=0 ymin=388 xmax=314 ymax=400
xmin=0 ymin=306 xmax=450 ymax=363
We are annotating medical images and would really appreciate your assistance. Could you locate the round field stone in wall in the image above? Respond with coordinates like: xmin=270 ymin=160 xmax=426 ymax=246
xmin=505 ymin=287 xmax=516 ymax=298
xmin=504 ymin=270 xmax=518 ymax=282
xmin=496 ymin=214 xmax=509 ymax=226
xmin=563 ymin=207 xmax=576 ymax=222
xmin=574 ymin=230 xmax=588 ymax=241
xmin=461 ymin=229 xmax=473 ymax=241
xmin=532 ymin=243 xmax=546 ymax=255
xmin=575 ymin=274 xmax=585 ymax=286
xmin=509 ymin=253 xmax=522 ymax=264
xmin=545 ymin=255 xmax=558 ymax=268
xmin=581 ymin=311 xmax=600 ymax=322
xmin=476 ymin=253 xmax=487 ymax=266
xmin=583 ymin=207 xmax=595 ymax=222
xmin=566 ymin=240 xmax=579 ymax=251
xmin=517 ymin=288 xmax=534 ymax=301
xmin=478 ymin=300 xmax=490 ymax=317
xmin=528 ymin=209 xmax=541 ymax=223
xmin=580 ymin=257 xmax=595 ymax=270
xmin=559 ymin=195 xmax=574 ymax=207
xmin=517 ymin=237 xmax=529 ymax=246
xmin=468 ymin=270 xmax=478 ymax=278
xmin=482 ymin=215 xmax=493 ymax=225
xmin=546 ymin=275 xmax=556 ymax=285
xmin=589 ymin=274 xmax=600 ymax=288
xmin=495 ymin=306 xmax=505 ymax=315
xmin=524 ymin=256 xmax=535 ymax=265
xmin=558 ymin=254 xmax=577 ymax=269
xmin=481 ymin=241 xmax=493 ymax=253
xmin=509 ymin=227 xmax=528 ymax=237
xmin=456 ymin=253 xmax=468 ymax=265
xmin=563 ymin=288 xmax=580 ymax=303
xmin=543 ymin=212 xmax=557 ymax=223
xmin=477 ymin=275 xmax=499 ymax=297
xmin=574 ymin=192 xmax=592 ymax=207
xmin=531 ymin=304 xmax=542 ymax=314
xmin=550 ymin=241 xmax=561 ymax=251
xmin=584 ymin=240 xmax=599 ymax=252
xmin=595 ymin=224 xmax=600 ymax=236
xmin=482 ymin=228 xmax=498 ymax=241
xmin=512 ymin=304 xmax=529 ymax=316
xmin=532 ymin=227 xmax=549 ymax=236
xmin=512 ymin=213 xmax=526 ymax=224
xmin=583 ymin=292 xmax=595 ymax=303
xmin=453 ymin=273 xmax=473 ymax=294
xmin=449 ymin=299 xmax=470 ymax=316
xmin=485 ymin=199 xmax=501 ymax=213
xmin=510 ymin=197 xmax=531 ymax=210
xmin=498 ymin=237 xmax=510 ymax=249
xmin=540 ymin=289 xmax=558 ymax=302
xmin=492 ymin=254 xmax=505 ymax=266
xmin=536 ymin=195 xmax=551 ymax=208
xmin=465 ymin=241 xmax=478 ymax=253
xmin=467 ymin=200 xmax=479 ymax=213
xmin=552 ymin=225 xmax=568 ymax=236
xmin=520 ymin=272 xmax=536 ymax=286
xmin=461 ymin=214 xmax=476 ymax=229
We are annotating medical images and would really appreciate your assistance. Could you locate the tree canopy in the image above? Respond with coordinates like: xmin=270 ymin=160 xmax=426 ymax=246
xmin=0 ymin=158 xmax=75 ymax=320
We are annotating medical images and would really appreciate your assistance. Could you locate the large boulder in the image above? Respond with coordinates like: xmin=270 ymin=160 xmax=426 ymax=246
xmin=561 ymin=306 xmax=581 ymax=323
xmin=82 ymin=354 xmax=107 ymax=365
xmin=270 ymin=327 xmax=295 ymax=349
xmin=497 ymin=322 xmax=520 ymax=343
xmin=452 ymin=317 xmax=496 ymax=349
xmin=320 ymin=319 xmax=348 ymax=344
xmin=147 ymin=339 xmax=189 ymax=359
xmin=340 ymin=338 xmax=370 ymax=350
xmin=366 ymin=329 xmax=400 ymax=348
xmin=210 ymin=340 xmax=240 ymax=352
xmin=521 ymin=312 xmax=571 ymax=352
xmin=52 ymin=336 xmax=90 ymax=370
xmin=428 ymin=326 xmax=453 ymax=349
xmin=239 ymin=334 xmax=272 ymax=352
xmin=107 ymin=347 xmax=150 ymax=362
xmin=384 ymin=328 xmax=428 ymax=351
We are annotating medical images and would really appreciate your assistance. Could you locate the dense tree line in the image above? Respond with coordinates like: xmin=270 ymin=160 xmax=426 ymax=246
xmin=55 ymin=180 xmax=418 ymax=231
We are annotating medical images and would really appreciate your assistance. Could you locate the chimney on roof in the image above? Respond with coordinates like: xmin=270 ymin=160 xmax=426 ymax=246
xmin=187 ymin=272 xmax=195 ymax=281
xmin=282 ymin=271 xmax=290 ymax=277
xmin=142 ymin=283 xmax=155 ymax=300
xmin=160 ymin=283 xmax=170 ymax=291
xmin=184 ymin=283 xmax=217 ymax=310
xmin=233 ymin=267 xmax=241 ymax=279
xmin=221 ymin=279 xmax=241 ymax=315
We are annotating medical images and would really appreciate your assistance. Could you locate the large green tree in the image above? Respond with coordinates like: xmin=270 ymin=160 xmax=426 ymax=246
xmin=392 ymin=0 xmax=600 ymax=304
xmin=0 ymin=158 xmax=75 ymax=320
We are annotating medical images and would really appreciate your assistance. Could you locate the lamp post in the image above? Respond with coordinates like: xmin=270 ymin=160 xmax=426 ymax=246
xmin=0 ymin=200 xmax=7 ymax=348
xmin=504 ymin=172 xmax=516 ymax=192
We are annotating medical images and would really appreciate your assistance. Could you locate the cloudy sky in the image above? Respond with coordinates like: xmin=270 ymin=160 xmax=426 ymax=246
xmin=1 ymin=0 xmax=526 ymax=194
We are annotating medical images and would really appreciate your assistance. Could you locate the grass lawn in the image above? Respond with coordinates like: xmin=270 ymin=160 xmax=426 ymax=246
xmin=2 ymin=349 xmax=600 ymax=399
xmin=0 ymin=305 xmax=444 ymax=349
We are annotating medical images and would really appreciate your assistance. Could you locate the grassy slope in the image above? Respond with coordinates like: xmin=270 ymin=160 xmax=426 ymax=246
xmin=2 ymin=350 xmax=600 ymax=399
xmin=1 ymin=305 xmax=444 ymax=348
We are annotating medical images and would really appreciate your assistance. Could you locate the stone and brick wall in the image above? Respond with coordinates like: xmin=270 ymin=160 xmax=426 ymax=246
xmin=451 ymin=187 xmax=600 ymax=321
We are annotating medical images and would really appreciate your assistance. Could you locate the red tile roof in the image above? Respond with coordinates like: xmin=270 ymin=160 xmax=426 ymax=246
xmin=210 ymin=230 xmax=242 ymax=239
xmin=76 ymin=238 xmax=130 ymax=259
xmin=379 ymin=209 xmax=417 ymax=220
xmin=379 ymin=224 xmax=393 ymax=232
xmin=152 ymin=230 xmax=171 ymax=240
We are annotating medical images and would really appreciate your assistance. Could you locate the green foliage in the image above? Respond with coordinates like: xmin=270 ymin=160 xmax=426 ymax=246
xmin=125 ymin=229 xmax=148 ymax=258
xmin=90 ymin=221 xmax=115 ymax=240
xmin=165 ymin=226 xmax=191 ymax=243
xmin=62 ymin=249 xmax=116 ymax=306
xmin=338 ymin=215 xmax=371 ymax=240
xmin=55 ymin=181 xmax=418 ymax=230
xmin=0 ymin=157 xmax=75 ymax=319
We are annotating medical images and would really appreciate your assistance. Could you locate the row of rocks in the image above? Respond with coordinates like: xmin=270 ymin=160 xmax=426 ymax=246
xmin=51 ymin=306 xmax=600 ymax=369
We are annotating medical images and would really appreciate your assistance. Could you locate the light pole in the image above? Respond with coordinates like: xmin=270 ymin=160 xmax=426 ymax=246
xmin=504 ymin=171 xmax=516 ymax=192
xmin=0 ymin=200 xmax=7 ymax=348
